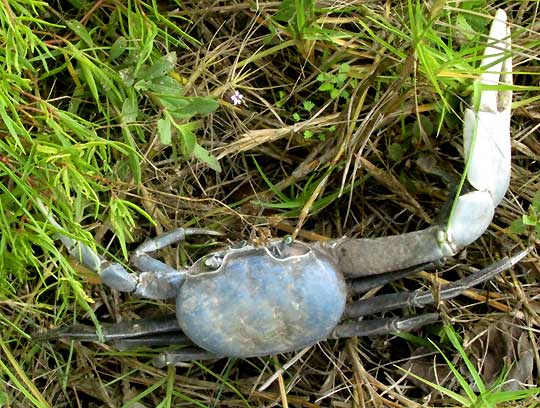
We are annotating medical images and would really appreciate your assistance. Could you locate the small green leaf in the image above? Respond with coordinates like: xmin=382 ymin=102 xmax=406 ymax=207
xmin=412 ymin=116 xmax=434 ymax=139
xmin=157 ymin=117 xmax=172 ymax=145
xmin=455 ymin=14 xmax=476 ymax=41
xmin=110 ymin=36 xmax=127 ymax=61
xmin=134 ymin=79 xmax=152 ymax=91
xmin=330 ymin=88 xmax=340 ymax=99
xmin=303 ymin=100 xmax=315 ymax=112
xmin=148 ymin=76 xmax=183 ymax=94
xmin=339 ymin=63 xmax=351 ymax=73
xmin=316 ymin=72 xmax=330 ymax=82
xmin=108 ymin=198 xmax=136 ymax=260
xmin=303 ymin=130 xmax=314 ymax=139
xmin=156 ymin=95 xmax=188 ymax=112
xmin=292 ymin=112 xmax=301 ymax=121
xmin=509 ymin=219 xmax=526 ymax=234
xmin=192 ymin=144 xmax=221 ymax=172
xmin=275 ymin=90 xmax=287 ymax=108
xmin=138 ymin=52 xmax=177 ymax=81
xmin=388 ymin=142 xmax=404 ymax=162
xmin=121 ymin=94 xmax=138 ymax=123
xmin=177 ymin=122 xmax=197 ymax=157
xmin=531 ymin=193 xmax=540 ymax=211
xmin=118 ymin=67 xmax=134 ymax=87
xmin=168 ymin=96 xmax=219 ymax=119
xmin=273 ymin=0 xmax=296 ymax=22
xmin=66 ymin=20 xmax=95 ymax=48
xmin=0 ymin=390 xmax=8 ymax=407
xmin=55 ymin=110 xmax=98 ymax=139
xmin=335 ymin=73 xmax=347 ymax=86
xmin=79 ymin=62 xmax=101 ymax=110
xmin=523 ymin=214 xmax=537 ymax=226
xmin=318 ymin=82 xmax=334 ymax=92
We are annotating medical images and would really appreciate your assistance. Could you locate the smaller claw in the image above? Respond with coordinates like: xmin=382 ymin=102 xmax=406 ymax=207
xmin=36 ymin=198 xmax=138 ymax=292
xmin=39 ymin=198 xmax=220 ymax=299
xmin=56 ymin=234 xmax=103 ymax=272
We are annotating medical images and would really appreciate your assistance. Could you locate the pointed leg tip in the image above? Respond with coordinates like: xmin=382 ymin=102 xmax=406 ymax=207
xmin=511 ymin=247 xmax=532 ymax=265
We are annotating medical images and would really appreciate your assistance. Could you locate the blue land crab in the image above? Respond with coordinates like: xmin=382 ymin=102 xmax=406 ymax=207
xmin=35 ymin=9 xmax=526 ymax=366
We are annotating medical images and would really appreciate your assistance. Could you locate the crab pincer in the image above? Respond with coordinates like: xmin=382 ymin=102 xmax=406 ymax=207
xmin=450 ymin=8 xmax=513 ymax=252
xmin=328 ymin=9 xmax=514 ymax=275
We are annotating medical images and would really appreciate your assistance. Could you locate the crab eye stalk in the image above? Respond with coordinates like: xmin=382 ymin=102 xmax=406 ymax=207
xmin=231 ymin=240 xmax=248 ymax=249
xmin=282 ymin=236 xmax=294 ymax=245
xmin=203 ymin=254 xmax=223 ymax=270
xmin=267 ymin=237 xmax=295 ymax=259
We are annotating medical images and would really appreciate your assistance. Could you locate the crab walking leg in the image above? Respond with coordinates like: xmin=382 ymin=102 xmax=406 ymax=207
xmin=33 ymin=315 xmax=193 ymax=350
xmin=317 ymin=9 xmax=512 ymax=276
xmin=348 ymin=262 xmax=439 ymax=295
xmin=37 ymin=199 xmax=221 ymax=298
xmin=111 ymin=332 xmax=191 ymax=350
xmin=332 ymin=314 xmax=440 ymax=339
xmin=344 ymin=248 xmax=528 ymax=318
xmin=33 ymin=315 xmax=181 ymax=342
xmin=127 ymin=228 xmax=222 ymax=299
xmin=153 ymin=350 xmax=223 ymax=367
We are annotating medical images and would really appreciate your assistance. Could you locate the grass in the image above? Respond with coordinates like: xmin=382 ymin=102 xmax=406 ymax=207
xmin=0 ymin=0 xmax=539 ymax=406
xmin=402 ymin=325 xmax=540 ymax=407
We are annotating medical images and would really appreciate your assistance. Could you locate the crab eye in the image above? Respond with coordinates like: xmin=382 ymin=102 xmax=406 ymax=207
xmin=231 ymin=240 xmax=247 ymax=249
xmin=282 ymin=236 xmax=294 ymax=245
xmin=203 ymin=254 xmax=223 ymax=270
xmin=268 ymin=237 xmax=294 ymax=259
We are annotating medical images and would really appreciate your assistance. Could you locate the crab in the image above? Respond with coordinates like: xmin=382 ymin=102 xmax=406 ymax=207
xmin=35 ymin=10 xmax=526 ymax=366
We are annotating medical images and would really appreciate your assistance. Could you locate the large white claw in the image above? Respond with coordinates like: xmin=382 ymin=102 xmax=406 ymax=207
xmin=321 ymin=10 xmax=515 ymax=276
xmin=447 ymin=9 xmax=512 ymax=250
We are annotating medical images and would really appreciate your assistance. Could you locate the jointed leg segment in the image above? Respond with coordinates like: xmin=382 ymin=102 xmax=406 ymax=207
xmin=333 ymin=313 xmax=440 ymax=339
xmin=33 ymin=314 xmax=182 ymax=343
xmin=344 ymin=249 xmax=528 ymax=319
